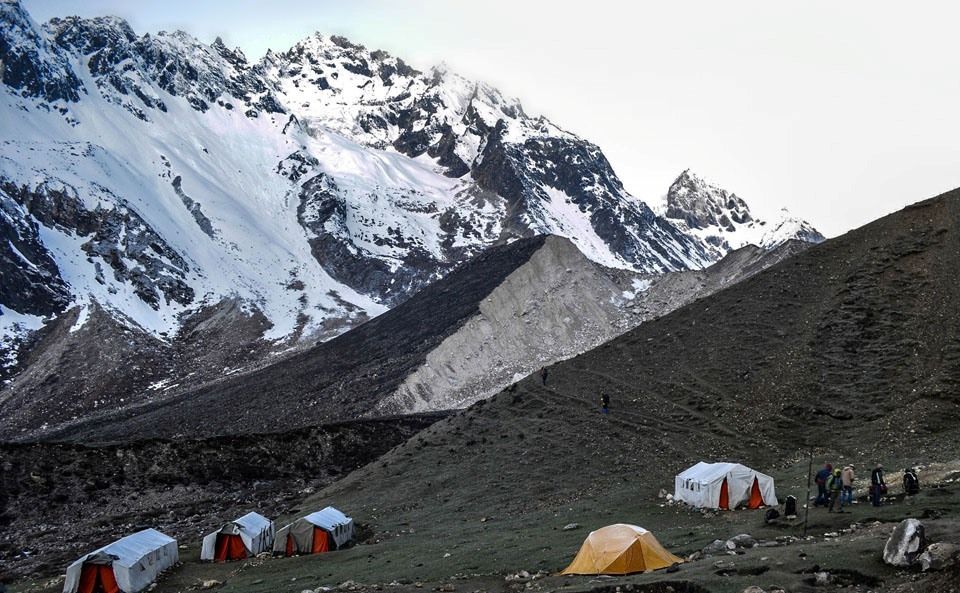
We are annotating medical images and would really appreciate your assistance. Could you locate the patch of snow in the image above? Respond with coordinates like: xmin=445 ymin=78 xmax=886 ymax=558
xmin=621 ymin=278 xmax=654 ymax=300
xmin=533 ymin=185 xmax=630 ymax=270
xmin=69 ymin=305 xmax=90 ymax=333
xmin=0 ymin=305 xmax=46 ymax=379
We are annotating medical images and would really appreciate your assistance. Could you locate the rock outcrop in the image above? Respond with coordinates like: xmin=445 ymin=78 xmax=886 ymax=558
xmin=883 ymin=518 xmax=927 ymax=567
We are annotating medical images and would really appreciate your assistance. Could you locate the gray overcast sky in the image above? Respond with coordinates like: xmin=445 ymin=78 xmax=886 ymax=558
xmin=24 ymin=0 xmax=960 ymax=236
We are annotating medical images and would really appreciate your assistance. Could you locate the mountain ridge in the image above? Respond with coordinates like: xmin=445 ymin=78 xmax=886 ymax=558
xmin=1 ymin=0 xmax=821 ymax=330
xmin=1 ymin=0 xmax=822 ymax=415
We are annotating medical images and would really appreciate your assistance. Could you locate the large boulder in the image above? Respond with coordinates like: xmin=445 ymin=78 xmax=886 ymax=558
xmin=702 ymin=539 xmax=728 ymax=555
xmin=882 ymin=519 xmax=927 ymax=567
xmin=919 ymin=542 xmax=960 ymax=572
xmin=728 ymin=533 xmax=758 ymax=549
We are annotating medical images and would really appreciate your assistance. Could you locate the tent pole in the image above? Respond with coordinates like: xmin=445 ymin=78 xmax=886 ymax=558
xmin=803 ymin=447 xmax=813 ymax=537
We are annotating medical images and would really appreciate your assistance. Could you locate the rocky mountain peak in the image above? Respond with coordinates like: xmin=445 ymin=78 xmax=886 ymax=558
xmin=210 ymin=36 xmax=247 ymax=68
xmin=666 ymin=168 xmax=753 ymax=231
xmin=664 ymin=169 xmax=822 ymax=255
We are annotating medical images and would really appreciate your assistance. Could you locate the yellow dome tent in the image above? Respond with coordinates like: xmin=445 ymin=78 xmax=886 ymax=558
xmin=561 ymin=524 xmax=684 ymax=575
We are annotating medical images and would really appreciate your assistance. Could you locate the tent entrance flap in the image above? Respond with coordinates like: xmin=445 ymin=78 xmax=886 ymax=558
xmin=215 ymin=534 xmax=247 ymax=561
xmin=748 ymin=477 xmax=763 ymax=509
xmin=719 ymin=478 xmax=730 ymax=510
xmin=78 ymin=563 xmax=120 ymax=593
xmin=312 ymin=528 xmax=330 ymax=553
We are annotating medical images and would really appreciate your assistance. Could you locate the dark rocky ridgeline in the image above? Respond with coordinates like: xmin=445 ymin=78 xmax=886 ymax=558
xmin=0 ymin=177 xmax=193 ymax=309
xmin=0 ymin=0 xmax=83 ymax=102
xmin=43 ymin=12 xmax=284 ymax=119
xmin=35 ymin=237 xmax=550 ymax=443
xmin=0 ymin=186 xmax=70 ymax=316
xmin=0 ymin=413 xmax=445 ymax=581
xmin=471 ymin=128 xmax=708 ymax=269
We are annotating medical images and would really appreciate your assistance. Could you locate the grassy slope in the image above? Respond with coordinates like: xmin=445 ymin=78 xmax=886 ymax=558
xmin=270 ymin=189 xmax=960 ymax=590
xmin=15 ymin=190 xmax=960 ymax=592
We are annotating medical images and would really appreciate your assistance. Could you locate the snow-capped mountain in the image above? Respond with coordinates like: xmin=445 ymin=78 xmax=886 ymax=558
xmin=0 ymin=0 xmax=822 ymax=378
xmin=663 ymin=169 xmax=824 ymax=258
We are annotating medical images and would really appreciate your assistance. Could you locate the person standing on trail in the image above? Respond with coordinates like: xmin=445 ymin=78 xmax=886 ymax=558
xmin=814 ymin=463 xmax=833 ymax=507
xmin=828 ymin=468 xmax=844 ymax=512
xmin=870 ymin=463 xmax=886 ymax=507
xmin=841 ymin=465 xmax=855 ymax=506
xmin=540 ymin=367 xmax=548 ymax=386
xmin=600 ymin=393 xmax=610 ymax=415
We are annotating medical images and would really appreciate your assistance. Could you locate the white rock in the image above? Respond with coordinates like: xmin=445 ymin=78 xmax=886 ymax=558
xmin=883 ymin=518 xmax=927 ymax=567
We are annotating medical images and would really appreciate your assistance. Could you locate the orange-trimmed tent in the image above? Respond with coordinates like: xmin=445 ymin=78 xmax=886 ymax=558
xmin=674 ymin=462 xmax=777 ymax=510
xmin=200 ymin=512 xmax=274 ymax=562
xmin=273 ymin=507 xmax=353 ymax=556
xmin=561 ymin=524 xmax=683 ymax=575
xmin=63 ymin=529 xmax=178 ymax=593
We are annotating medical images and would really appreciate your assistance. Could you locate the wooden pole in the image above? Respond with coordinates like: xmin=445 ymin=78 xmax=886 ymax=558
xmin=803 ymin=447 xmax=813 ymax=537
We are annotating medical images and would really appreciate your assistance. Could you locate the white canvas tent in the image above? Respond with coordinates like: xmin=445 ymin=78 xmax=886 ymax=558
xmin=273 ymin=506 xmax=354 ymax=556
xmin=63 ymin=528 xmax=178 ymax=593
xmin=200 ymin=511 xmax=274 ymax=561
xmin=674 ymin=462 xmax=777 ymax=510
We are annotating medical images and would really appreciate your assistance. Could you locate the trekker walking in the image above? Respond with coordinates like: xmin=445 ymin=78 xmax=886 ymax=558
xmin=841 ymin=465 xmax=855 ymax=506
xmin=540 ymin=367 xmax=548 ymax=386
xmin=814 ymin=463 xmax=833 ymax=507
xmin=828 ymin=468 xmax=844 ymax=512
xmin=600 ymin=393 xmax=610 ymax=415
xmin=870 ymin=463 xmax=886 ymax=507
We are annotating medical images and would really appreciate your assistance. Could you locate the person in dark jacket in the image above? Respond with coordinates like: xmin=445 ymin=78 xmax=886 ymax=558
xmin=814 ymin=463 xmax=833 ymax=507
xmin=600 ymin=393 xmax=610 ymax=415
xmin=540 ymin=367 xmax=548 ymax=386
xmin=870 ymin=463 xmax=886 ymax=507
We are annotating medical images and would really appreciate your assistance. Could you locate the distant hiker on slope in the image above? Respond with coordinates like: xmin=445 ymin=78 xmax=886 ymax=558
xmin=540 ymin=367 xmax=548 ymax=386
xmin=600 ymin=393 xmax=610 ymax=415
xmin=828 ymin=468 xmax=844 ymax=512
xmin=814 ymin=463 xmax=833 ymax=507
xmin=841 ymin=465 xmax=856 ymax=506
xmin=870 ymin=463 xmax=886 ymax=507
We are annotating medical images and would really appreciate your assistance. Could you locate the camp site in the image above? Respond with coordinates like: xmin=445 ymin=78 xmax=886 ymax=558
xmin=4 ymin=1 xmax=960 ymax=591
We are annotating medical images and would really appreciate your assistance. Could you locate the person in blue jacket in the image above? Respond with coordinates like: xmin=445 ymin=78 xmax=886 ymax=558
xmin=814 ymin=463 xmax=833 ymax=507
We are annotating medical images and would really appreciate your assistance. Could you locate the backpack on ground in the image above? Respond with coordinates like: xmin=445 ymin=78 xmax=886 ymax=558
xmin=784 ymin=495 xmax=798 ymax=517
xmin=903 ymin=470 xmax=920 ymax=495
